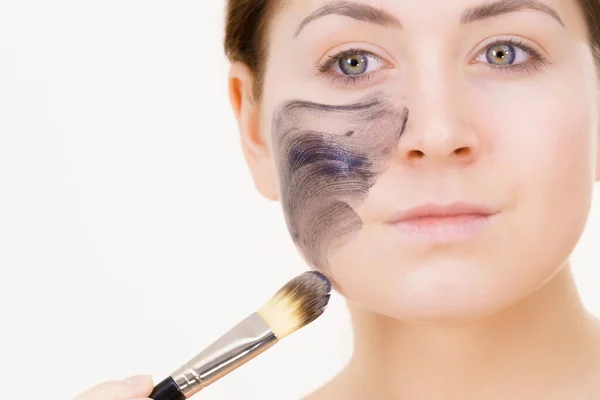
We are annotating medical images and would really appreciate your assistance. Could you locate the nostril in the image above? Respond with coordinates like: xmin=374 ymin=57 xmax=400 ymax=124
xmin=407 ymin=149 xmax=425 ymax=158
xmin=454 ymin=147 xmax=471 ymax=156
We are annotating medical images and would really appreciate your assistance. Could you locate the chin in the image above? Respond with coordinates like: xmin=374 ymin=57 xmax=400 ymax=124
xmin=391 ymin=268 xmax=520 ymax=324
xmin=328 ymin=247 xmax=561 ymax=325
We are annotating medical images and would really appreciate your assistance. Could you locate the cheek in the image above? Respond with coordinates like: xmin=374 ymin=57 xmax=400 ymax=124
xmin=481 ymin=80 xmax=595 ymax=200
xmin=474 ymin=78 xmax=595 ymax=274
xmin=278 ymin=135 xmax=373 ymax=269
xmin=269 ymin=98 xmax=409 ymax=271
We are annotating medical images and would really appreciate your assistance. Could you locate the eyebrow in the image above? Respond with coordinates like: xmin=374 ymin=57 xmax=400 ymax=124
xmin=461 ymin=0 xmax=564 ymax=26
xmin=293 ymin=0 xmax=564 ymax=37
xmin=293 ymin=1 xmax=402 ymax=37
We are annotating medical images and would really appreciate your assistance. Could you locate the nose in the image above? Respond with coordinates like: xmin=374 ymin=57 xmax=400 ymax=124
xmin=396 ymin=81 xmax=480 ymax=166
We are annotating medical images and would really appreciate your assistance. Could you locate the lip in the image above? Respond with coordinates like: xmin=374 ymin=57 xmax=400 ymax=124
xmin=388 ymin=202 xmax=500 ymax=242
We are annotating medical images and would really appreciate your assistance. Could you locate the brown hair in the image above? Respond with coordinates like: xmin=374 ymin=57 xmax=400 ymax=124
xmin=580 ymin=0 xmax=600 ymax=64
xmin=223 ymin=0 xmax=281 ymax=100
xmin=224 ymin=0 xmax=600 ymax=99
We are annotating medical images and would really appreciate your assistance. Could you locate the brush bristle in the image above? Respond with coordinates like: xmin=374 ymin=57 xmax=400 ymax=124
xmin=258 ymin=271 xmax=332 ymax=339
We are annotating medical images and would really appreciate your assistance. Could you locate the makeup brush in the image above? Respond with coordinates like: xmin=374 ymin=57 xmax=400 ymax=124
xmin=148 ymin=270 xmax=332 ymax=400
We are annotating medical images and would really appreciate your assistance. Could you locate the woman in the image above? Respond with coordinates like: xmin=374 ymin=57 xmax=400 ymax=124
xmin=76 ymin=0 xmax=600 ymax=398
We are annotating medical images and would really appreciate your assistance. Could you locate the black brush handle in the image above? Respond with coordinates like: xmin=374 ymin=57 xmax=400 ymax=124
xmin=149 ymin=376 xmax=186 ymax=400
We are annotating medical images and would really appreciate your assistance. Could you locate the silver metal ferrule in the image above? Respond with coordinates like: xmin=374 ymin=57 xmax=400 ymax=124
xmin=170 ymin=312 xmax=277 ymax=398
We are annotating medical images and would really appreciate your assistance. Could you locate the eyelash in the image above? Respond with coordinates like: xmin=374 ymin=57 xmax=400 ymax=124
xmin=479 ymin=37 xmax=550 ymax=74
xmin=315 ymin=38 xmax=550 ymax=87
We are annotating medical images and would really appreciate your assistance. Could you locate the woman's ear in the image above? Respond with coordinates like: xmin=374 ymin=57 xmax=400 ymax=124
xmin=228 ymin=62 xmax=279 ymax=201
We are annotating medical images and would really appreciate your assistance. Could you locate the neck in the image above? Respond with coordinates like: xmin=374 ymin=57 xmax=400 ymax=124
xmin=340 ymin=266 xmax=600 ymax=399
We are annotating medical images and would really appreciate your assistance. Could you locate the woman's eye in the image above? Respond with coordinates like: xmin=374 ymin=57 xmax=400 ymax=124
xmin=328 ymin=52 xmax=384 ymax=76
xmin=476 ymin=43 xmax=531 ymax=67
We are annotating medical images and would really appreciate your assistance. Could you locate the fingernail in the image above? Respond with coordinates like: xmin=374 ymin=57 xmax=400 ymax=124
xmin=123 ymin=374 xmax=151 ymax=388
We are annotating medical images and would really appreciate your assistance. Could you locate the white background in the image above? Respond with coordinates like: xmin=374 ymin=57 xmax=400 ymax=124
xmin=0 ymin=2 xmax=598 ymax=399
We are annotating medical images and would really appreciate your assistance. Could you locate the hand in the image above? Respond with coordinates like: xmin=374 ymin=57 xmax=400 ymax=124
xmin=72 ymin=375 xmax=154 ymax=400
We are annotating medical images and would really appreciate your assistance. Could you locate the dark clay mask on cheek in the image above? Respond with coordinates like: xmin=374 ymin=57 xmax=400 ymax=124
xmin=272 ymin=94 xmax=409 ymax=271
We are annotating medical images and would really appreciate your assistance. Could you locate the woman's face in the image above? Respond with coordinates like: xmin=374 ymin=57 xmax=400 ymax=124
xmin=237 ymin=0 xmax=600 ymax=322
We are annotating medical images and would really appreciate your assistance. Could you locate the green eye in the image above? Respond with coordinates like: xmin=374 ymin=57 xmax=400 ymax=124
xmin=339 ymin=54 xmax=369 ymax=75
xmin=486 ymin=44 xmax=516 ymax=65
xmin=317 ymin=48 xmax=388 ymax=83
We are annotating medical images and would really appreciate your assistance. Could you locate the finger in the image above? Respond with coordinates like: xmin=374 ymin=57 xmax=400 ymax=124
xmin=72 ymin=375 xmax=154 ymax=400
xmin=121 ymin=375 xmax=154 ymax=397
